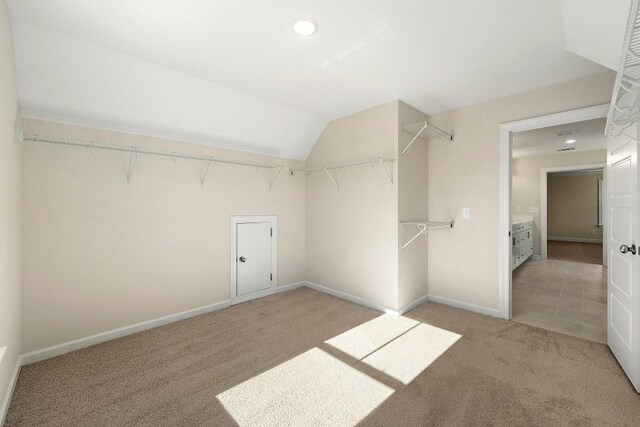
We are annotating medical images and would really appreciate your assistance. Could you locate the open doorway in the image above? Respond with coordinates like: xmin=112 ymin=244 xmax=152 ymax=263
xmin=509 ymin=117 xmax=607 ymax=343
xmin=544 ymin=167 xmax=605 ymax=265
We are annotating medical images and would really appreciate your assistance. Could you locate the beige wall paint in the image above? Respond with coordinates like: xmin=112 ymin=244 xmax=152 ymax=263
xmin=306 ymin=101 xmax=400 ymax=309
xmin=427 ymin=71 xmax=615 ymax=311
xmin=512 ymin=150 xmax=606 ymax=256
xmin=548 ymin=173 xmax=603 ymax=241
xmin=21 ymin=119 xmax=306 ymax=352
xmin=398 ymin=102 xmax=429 ymax=308
xmin=0 ymin=0 xmax=21 ymax=414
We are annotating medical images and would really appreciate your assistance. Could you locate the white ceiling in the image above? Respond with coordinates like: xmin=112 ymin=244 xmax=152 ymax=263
xmin=7 ymin=0 xmax=612 ymax=159
xmin=512 ymin=117 xmax=606 ymax=158
xmin=561 ymin=0 xmax=629 ymax=69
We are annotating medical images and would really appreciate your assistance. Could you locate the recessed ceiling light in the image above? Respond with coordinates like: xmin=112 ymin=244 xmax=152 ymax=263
xmin=292 ymin=18 xmax=318 ymax=36
xmin=565 ymin=139 xmax=577 ymax=144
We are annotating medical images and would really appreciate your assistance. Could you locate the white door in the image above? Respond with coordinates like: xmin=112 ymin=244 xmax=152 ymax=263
xmin=236 ymin=222 xmax=273 ymax=298
xmin=607 ymin=124 xmax=640 ymax=392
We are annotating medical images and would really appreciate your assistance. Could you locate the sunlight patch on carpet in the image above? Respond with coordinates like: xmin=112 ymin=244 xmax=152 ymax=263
xmin=361 ymin=323 xmax=461 ymax=384
xmin=325 ymin=314 xmax=419 ymax=359
xmin=216 ymin=348 xmax=393 ymax=426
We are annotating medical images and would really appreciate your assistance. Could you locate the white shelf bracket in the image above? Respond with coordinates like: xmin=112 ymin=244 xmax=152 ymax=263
xmin=324 ymin=168 xmax=340 ymax=191
xmin=377 ymin=156 xmax=393 ymax=185
xmin=269 ymin=166 xmax=284 ymax=189
xmin=201 ymin=161 xmax=212 ymax=187
xmin=402 ymin=224 xmax=428 ymax=249
xmin=402 ymin=122 xmax=428 ymax=155
xmin=126 ymin=150 xmax=137 ymax=184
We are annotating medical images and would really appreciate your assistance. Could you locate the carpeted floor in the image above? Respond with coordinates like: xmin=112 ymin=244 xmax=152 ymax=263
xmin=5 ymin=288 xmax=640 ymax=426
xmin=547 ymin=240 xmax=603 ymax=265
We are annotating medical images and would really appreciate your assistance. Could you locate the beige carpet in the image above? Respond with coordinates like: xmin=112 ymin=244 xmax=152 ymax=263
xmin=325 ymin=314 xmax=419 ymax=359
xmin=547 ymin=240 xmax=603 ymax=265
xmin=217 ymin=347 xmax=393 ymax=426
xmin=5 ymin=288 xmax=640 ymax=426
xmin=361 ymin=323 xmax=461 ymax=385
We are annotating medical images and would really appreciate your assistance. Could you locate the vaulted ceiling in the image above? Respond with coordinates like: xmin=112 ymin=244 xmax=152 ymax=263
xmin=7 ymin=0 xmax=620 ymax=159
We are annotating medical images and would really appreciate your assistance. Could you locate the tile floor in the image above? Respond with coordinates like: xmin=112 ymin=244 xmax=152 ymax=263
xmin=512 ymin=258 xmax=607 ymax=343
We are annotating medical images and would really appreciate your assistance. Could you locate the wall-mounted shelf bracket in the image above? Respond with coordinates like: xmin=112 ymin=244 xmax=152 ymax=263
xmin=378 ymin=156 xmax=393 ymax=185
xmin=201 ymin=161 xmax=212 ymax=187
xmin=18 ymin=132 xmax=284 ymax=188
xmin=291 ymin=157 xmax=395 ymax=191
xmin=324 ymin=168 xmax=340 ymax=191
xmin=401 ymin=121 xmax=453 ymax=155
xmin=126 ymin=150 xmax=137 ymax=184
xmin=400 ymin=220 xmax=454 ymax=249
xmin=269 ymin=165 xmax=284 ymax=189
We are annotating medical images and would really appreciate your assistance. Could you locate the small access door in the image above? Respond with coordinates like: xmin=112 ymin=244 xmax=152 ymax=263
xmin=607 ymin=125 xmax=640 ymax=392
xmin=231 ymin=217 xmax=276 ymax=304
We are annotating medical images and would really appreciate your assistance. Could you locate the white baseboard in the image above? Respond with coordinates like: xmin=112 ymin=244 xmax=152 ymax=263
xmin=531 ymin=255 xmax=541 ymax=260
xmin=548 ymin=236 xmax=603 ymax=244
xmin=1 ymin=282 xmax=306 ymax=419
xmin=427 ymin=294 xmax=501 ymax=318
xmin=303 ymin=281 xmax=401 ymax=315
xmin=396 ymin=294 xmax=430 ymax=316
xmin=21 ymin=299 xmax=231 ymax=365
xmin=0 ymin=355 xmax=23 ymax=426
xmin=277 ymin=282 xmax=305 ymax=293
xmin=20 ymin=281 xmax=306 ymax=366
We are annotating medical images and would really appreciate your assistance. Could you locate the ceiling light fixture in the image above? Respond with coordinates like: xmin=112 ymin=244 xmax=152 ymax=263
xmin=292 ymin=18 xmax=318 ymax=36
xmin=565 ymin=139 xmax=577 ymax=144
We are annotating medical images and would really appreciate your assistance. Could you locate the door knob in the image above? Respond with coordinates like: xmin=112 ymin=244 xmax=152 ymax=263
xmin=620 ymin=244 xmax=636 ymax=255
xmin=239 ymin=256 xmax=246 ymax=262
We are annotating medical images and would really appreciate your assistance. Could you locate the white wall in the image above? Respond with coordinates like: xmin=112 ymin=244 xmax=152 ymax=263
xmin=398 ymin=102 xmax=429 ymax=308
xmin=10 ymin=21 xmax=326 ymax=160
xmin=0 ymin=0 xmax=21 ymax=418
xmin=512 ymin=149 xmax=606 ymax=255
xmin=20 ymin=119 xmax=306 ymax=353
xmin=305 ymin=101 xmax=400 ymax=310
xmin=427 ymin=72 xmax=615 ymax=312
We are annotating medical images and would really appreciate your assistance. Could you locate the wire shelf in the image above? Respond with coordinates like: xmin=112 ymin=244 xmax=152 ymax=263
xmin=608 ymin=0 xmax=640 ymax=135
xmin=19 ymin=131 xmax=285 ymax=187
xmin=400 ymin=121 xmax=453 ymax=155
xmin=291 ymin=157 xmax=395 ymax=190
xmin=400 ymin=220 xmax=454 ymax=248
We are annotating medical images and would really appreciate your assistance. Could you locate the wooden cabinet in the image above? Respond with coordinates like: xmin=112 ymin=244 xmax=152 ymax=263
xmin=512 ymin=221 xmax=533 ymax=270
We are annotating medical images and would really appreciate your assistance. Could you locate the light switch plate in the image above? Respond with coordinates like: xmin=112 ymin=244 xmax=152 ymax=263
xmin=529 ymin=207 xmax=540 ymax=214
xmin=462 ymin=207 xmax=471 ymax=219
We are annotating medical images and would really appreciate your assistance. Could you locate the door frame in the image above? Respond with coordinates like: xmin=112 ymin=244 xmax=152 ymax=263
xmin=498 ymin=103 xmax=610 ymax=319
xmin=540 ymin=164 xmax=607 ymax=261
xmin=230 ymin=215 xmax=278 ymax=305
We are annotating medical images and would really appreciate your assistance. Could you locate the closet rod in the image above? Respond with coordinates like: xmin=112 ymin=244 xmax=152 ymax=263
xmin=400 ymin=221 xmax=454 ymax=228
xmin=19 ymin=132 xmax=283 ymax=170
xmin=291 ymin=157 xmax=395 ymax=174
xmin=400 ymin=220 xmax=454 ymax=249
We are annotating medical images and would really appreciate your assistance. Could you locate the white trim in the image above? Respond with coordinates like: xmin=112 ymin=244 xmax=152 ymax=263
xmin=540 ymin=163 xmax=605 ymax=260
xmin=303 ymin=281 xmax=402 ymax=316
xmin=277 ymin=282 xmax=305 ymax=293
xmin=428 ymin=294 xmax=502 ymax=318
xmin=396 ymin=294 xmax=430 ymax=316
xmin=531 ymin=254 xmax=542 ymax=260
xmin=547 ymin=236 xmax=604 ymax=244
xmin=229 ymin=216 xmax=278 ymax=306
xmin=0 ymin=355 xmax=22 ymax=425
xmin=21 ymin=299 xmax=231 ymax=365
xmin=499 ymin=103 xmax=610 ymax=319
